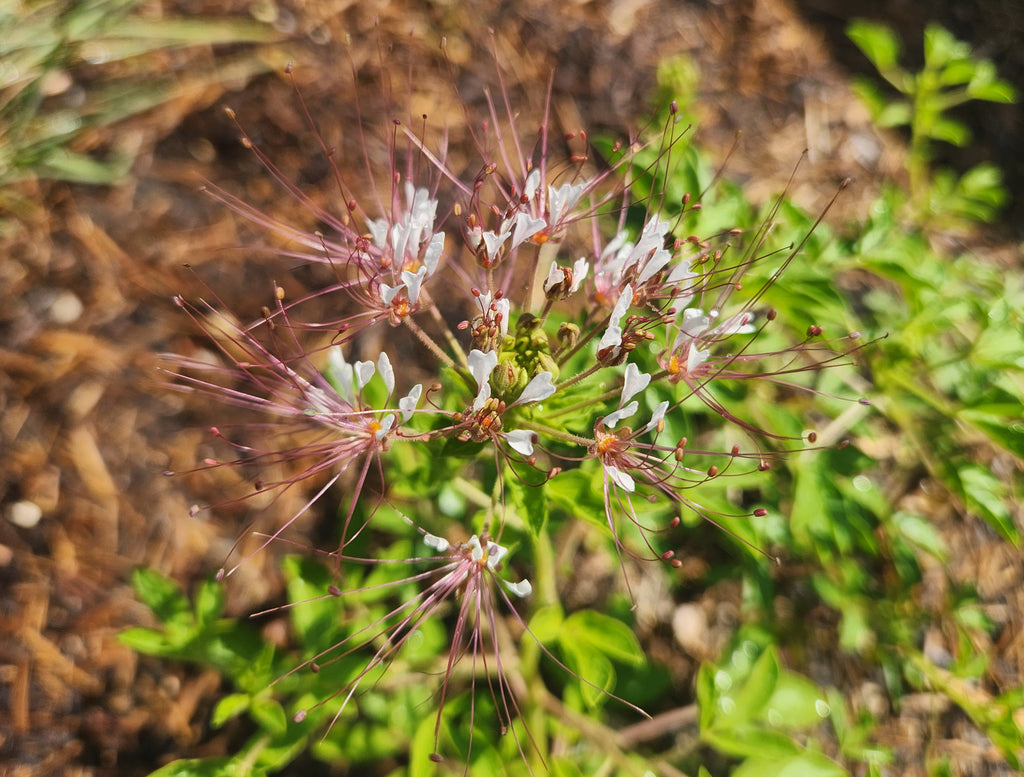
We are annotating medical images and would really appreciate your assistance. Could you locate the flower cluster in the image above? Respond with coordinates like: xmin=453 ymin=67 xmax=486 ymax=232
xmin=168 ymin=68 xmax=862 ymax=768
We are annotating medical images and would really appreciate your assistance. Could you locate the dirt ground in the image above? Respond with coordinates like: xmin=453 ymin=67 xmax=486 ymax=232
xmin=1 ymin=0 xmax=1021 ymax=775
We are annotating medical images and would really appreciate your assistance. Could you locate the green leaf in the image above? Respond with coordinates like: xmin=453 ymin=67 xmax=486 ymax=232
xmin=211 ymin=693 xmax=250 ymax=728
xmin=889 ymin=511 xmax=948 ymax=560
xmin=923 ymin=24 xmax=969 ymax=70
xmin=561 ymin=610 xmax=645 ymax=667
xmin=144 ymin=757 xmax=247 ymax=777
xmin=562 ymin=641 xmax=615 ymax=708
xmin=847 ymin=20 xmax=902 ymax=74
xmin=958 ymin=410 xmax=1024 ymax=460
xmin=704 ymin=722 xmax=801 ymax=760
xmin=281 ymin=556 xmax=343 ymax=646
xmin=730 ymin=648 xmax=780 ymax=723
xmin=118 ymin=627 xmax=171 ymax=655
xmin=194 ymin=579 xmax=225 ymax=625
xmin=250 ymin=697 xmax=288 ymax=737
xmin=875 ymin=100 xmax=913 ymax=128
xmin=967 ymin=79 xmax=1017 ymax=103
xmin=732 ymin=752 xmax=848 ymax=777
xmin=765 ymin=672 xmax=828 ymax=729
xmin=507 ymin=464 xmax=548 ymax=536
xmin=959 ymin=465 xmax=1019 ymax=544
xmin=528 ymin=603 xmax=564 ymax=645
xmin=929 ymin=117 xmax=970 ymax=147
xmin=131 ymin=568 xmax=192 ymax=627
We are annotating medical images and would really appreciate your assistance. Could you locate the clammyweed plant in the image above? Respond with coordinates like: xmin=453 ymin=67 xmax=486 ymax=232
xmin=634 ymin=26 xmax=1023 ymax=776
xmin=126 ymin=54 xmax=873 ymax=776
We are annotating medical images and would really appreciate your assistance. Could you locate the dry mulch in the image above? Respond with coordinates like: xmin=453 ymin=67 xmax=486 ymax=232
xmin=1 ymin=1 xmax=1020 ymax=775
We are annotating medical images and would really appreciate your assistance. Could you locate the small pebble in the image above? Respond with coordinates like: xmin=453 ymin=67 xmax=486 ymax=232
xmin=49 ymin=290 xmax=84 ymax=324
xmin=6 ymin=500 xmax=42 ymax=528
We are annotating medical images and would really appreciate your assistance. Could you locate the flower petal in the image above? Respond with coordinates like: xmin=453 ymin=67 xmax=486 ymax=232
xmin=605 ymin=464 xmax=636 ymax=492
xmin=603 ymin=400 xmax=638 ymax=429
xmin=620 ymin=362 xmax=651 ymax=404
xmin=505 ymin=578 xmax=533 ymax=598
xmin=423 ymin=231 xmax=444 ymax=276
xmin=517 ymin=371 xmax=555 ymax=404
xmin=376 ymin=352 xmax=395 ymax=397
xmin=643 ymin=400 xmax=670 ymax=434
xmin=424 ymin=533 xmax=450 ymax=552
xmin=355 ymin=360 xmax=375 ymax=390
xmin=504 ymin=429 xmax=536 ymax=456
xmin=399 ymin=383 xmax=422 ymax=422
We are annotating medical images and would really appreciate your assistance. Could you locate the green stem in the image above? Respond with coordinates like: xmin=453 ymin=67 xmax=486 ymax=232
xmin=516 ymin=419 xmax=593 ymax=447
xmin=519 ymin=524 xmax=558 ymax=771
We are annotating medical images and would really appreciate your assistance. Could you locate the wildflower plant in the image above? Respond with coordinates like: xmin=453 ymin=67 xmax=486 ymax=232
xmin=154 ymin=56 xmax=867 ymax=775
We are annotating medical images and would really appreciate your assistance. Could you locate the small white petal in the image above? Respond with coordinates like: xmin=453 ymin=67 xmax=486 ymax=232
xmin=366 ymin=218 xmax=389 ymax=249
xmin=401 ymin=266 xmax=427 ymax=304
xmin=376 ymin=352 xmax=395 ymax=397
xmin=480 ymin=230 xmax=509 ymax=261
xmin=468 ymin=349 xmax=498 ymax=392
xmin=511 ymin=212 xmax=546 ymax=250
xmin=548 ymin=181 xmax=585 ymax=227
xmin=390 ymin=222 xmax=411 ymax=261
xmin=355 ymin=360 xmax=375 ymax=389
xmin=495 ymin=298 xmax=511 ymax=338
xmin=327 ymin=346 xmax=355 ymax=401
xmin=637 ymin=246 xmax=671 ymax=284
xmin=668 ymin=258 xmax=696 ymax=284
xmin=505 ymin=578 xmax=533 ymax=598
xmin=680 ymin=307 xmax=710 ymax=336
xmin=543 ymin=260 xmax=563 ymax=292
xmin=687 ymin=343 xmax=710 ymax=373
xmin=605 ymin=464 xmax=636 ymax=492
xmin=523 ymin=169 xmax=541 ymax=201
xmin=621 ymin=362 xmax=651 ymax=404
xmin=472 ymin=380 xmax=492 ymax=412
xmin=504 ymin=429 xmax=536 ymax=456
xmin=375 ymin=414 xmax=395 ymax=439
xmin=380 ymin=282 xmax=404 ymax=306
xmin=424 ymin=533 xmax=450 ymax=552
xmin=485 ymin=541 xmax=508 ymax=569
xmin=643 ymin=400 xmax=670 ymax=434
xmin=597 ymin=323 xmax=623 ymax=352
xmin=711 ymin=310 xmax=756 ymax=336
xmin=423 ymin=231 xmax=444 ymax=275
xmin=399 ymin=384 xmax=422 ymax=422
xmin=598 ymin=283 xmax=633 ymax=351
xmin=603 ymin=400 xmax=638 ymax=429
xmin=517 ymin=371 xmax=555 ymax=404
xmin=570 ymin=257 xmax=589 ymax=292
xmin=468 ymin=535 xmax=484 ymax=562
